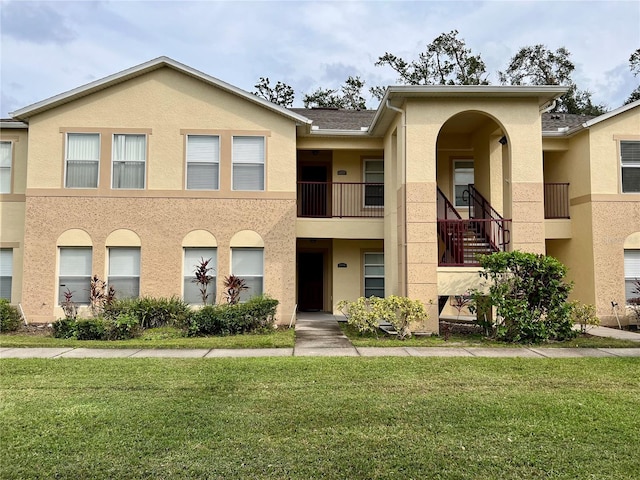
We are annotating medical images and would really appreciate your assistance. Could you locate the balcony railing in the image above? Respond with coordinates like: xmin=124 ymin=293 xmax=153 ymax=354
xmin=297 ymin=182 xmax=384 ymax=218
xmin=544 ymin=183 xmax=570 ymax=219
xmin=438 ymin=218 xmax=511 ymax=266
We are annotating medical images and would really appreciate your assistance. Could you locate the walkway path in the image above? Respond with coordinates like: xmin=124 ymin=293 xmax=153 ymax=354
xmin=2 ymin=316 xmax=640 ymax=359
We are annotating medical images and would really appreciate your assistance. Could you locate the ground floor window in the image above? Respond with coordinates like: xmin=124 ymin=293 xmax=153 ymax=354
xmin=231 ymin=248 xmax=263 ymax=302
xmin=364 ymin=252 xmax=384 ymax=298
xmin=108 ymin=247 xmax=140 ymax=298
xmin=184 ymin=247 xmax=217 ymax=304
xmin=625 ymin=249 xmax=640 ymax=303
xmin=0 ymin=248 xmax=12 ymax=301
xmin=58 ymin=247 xmax=92 ymax=305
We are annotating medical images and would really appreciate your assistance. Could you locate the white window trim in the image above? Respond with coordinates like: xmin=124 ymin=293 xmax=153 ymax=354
xmin=185 ymin=134 xmax=220 ymax=191
xmin=230 ymin=247 xmax=264 ymax=301
xmin=625 ymin=249 xmax=640 ymax=304
xmin=363 ymin=251 xmax=384 ymax=298
xmin=108 ymin=247 xmax=141 ymax=298
xmin=453 ymin=159 xmax=474 ymax=209
xmin=111 ymin=134 xmax=147 ymax=190
xmin=231 ymin=136 xmax=265 ymax=191
xmin=0 ymin=140 xmax=13 ymax=194
xmin=0 ymin=248 xmax=13 ymax=301
xmin=620 ymin=140 xmax=640 ymax=194
xmin=58 ymin=247 xmax=92 ymax=305
xmin=183 ymin=247 xmax=217 ymax=305
xmin=363 ymin=159 xmax=384 ymax=208
xmin=64 ymin=133 xmax=101 ymax=189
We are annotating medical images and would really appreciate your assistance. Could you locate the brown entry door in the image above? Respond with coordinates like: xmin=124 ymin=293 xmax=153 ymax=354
xmin=300 ymin=166 xmax=328 ymax=217
xmin=298 ymin=252 xmax=324 ymax=311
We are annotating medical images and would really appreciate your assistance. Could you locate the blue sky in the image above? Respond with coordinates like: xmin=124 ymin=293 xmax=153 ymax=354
xmin=1 ymin=0 xmax=639 ymax=117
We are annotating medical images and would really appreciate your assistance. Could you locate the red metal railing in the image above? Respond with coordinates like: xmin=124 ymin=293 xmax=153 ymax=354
xmin=437 ymin=187 xmax=461 ymax=220
xmin=544 ymin=183 xmax=570 ymax=219
xmin=297 ymin=182 xmax=384 ymax=218
xmin=438 ymin=218 xmax=511 ymax=266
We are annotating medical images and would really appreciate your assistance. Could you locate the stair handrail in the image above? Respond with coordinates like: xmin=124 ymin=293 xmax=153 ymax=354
xmin=437 ymin=187 xmax=461 ymax=220
xmin=462 ymin=184 xmax=510 ymax=251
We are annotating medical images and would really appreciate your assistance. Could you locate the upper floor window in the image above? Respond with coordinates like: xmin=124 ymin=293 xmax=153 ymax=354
xmin=0 ymin=248 xmax=12 ymax=301
xmin=0 ymin=141 xmax=12 ymax=193
xmin=112 ymin=134 xmax=146 ymax=189
xmin=232 ymin=136 xmax=265 ymax=191
xmin=364 ymin=159 xmax=384 ymax=207
xmin=66 ymin=133 xmax=100 ymax=188
xmin=621 ymin=141 xmax=640 ymax=193
xmin=186 ymin=135 xmax=220 ymax=190
xmin=454 ymin=160 xmax=474 ymax=207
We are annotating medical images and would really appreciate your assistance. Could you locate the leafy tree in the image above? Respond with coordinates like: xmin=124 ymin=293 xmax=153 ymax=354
xmin=253 ymin=77 xmax=295 ymax=107
xmin=499 ymin=44 xmax=606 ymax=115
xmin=303 ymin=76 xmax=367 ymax=109
xmin=624 ymin=48 xmax=640 ymax=105
xmin=372 ymin=30 xmax=489 ymax=99
xmin=471 ymin=251 xmax=577 ymax=343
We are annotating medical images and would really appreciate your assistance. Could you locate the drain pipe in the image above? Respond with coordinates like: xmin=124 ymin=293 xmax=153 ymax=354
xmin=540 ymin=99 xmax=557 ymax=114
xmin=386 ymin=100 xmax=408 ymax=297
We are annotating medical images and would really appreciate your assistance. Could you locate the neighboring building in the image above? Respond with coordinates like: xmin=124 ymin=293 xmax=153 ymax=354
xmin=1 ymin=57 xmax=638 ymax=329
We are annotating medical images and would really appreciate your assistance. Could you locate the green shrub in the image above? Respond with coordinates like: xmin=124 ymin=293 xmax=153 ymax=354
xmin=75 ymin=318 xmax=107 ymax=340
xmin=471 ymin=251 xmax=577 ymax=344
xmin=104 ymin=314 xmax=141 ymax=340
xmin=187 ymin=295 xmax=278 ymax=336
xmin=52 ymin=317 xmax=77 ymax=339
xmin=105 ymin=296 xmax=190 ymax=329
xmin=338 ymin=296 xmax=429 ymax=340
xmin=571 ymin=301 xmax=600 ymax=333
xmin=0 ymin=299 xmax=21 ymax=332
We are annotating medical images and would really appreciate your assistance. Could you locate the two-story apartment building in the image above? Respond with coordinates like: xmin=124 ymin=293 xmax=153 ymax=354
xmin=1 ymin=57 xmax=638 ymax=329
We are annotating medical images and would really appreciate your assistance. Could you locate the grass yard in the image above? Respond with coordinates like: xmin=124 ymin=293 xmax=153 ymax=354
xmin=0 ymin=326 xmax=295 ymax=349
xmin=1 ymin=357 xmax=639 ymax=479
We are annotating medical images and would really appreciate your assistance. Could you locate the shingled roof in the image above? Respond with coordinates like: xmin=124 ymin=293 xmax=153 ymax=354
xmin=289 ymin=107 xmax=594 ymax=133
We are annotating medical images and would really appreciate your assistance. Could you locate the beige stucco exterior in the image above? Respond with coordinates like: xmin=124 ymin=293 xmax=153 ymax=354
xmin=4 ymin=57 xmax=639 ymax=331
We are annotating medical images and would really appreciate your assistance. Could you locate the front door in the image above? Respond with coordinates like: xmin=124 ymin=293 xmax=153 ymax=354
xmin=298 ymin=252 xmax=324 ymax=311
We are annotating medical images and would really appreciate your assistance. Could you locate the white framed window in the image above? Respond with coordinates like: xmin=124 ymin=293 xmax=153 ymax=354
xmin=58 ymin=247 xmax=92 ymax=305
xmin=0 ymin=248 xmax=13 ymax=301
xmin=108 ymin=247 xmax=140 ymax=298
xmin=364 ymin=159 xmax=384 ymax=207
xmin=625 ymin=249 xmax=640 ymax=304
xmin=453 ymin=159 xmax=474 ymax=207
xmin=65 ymin=133 xmax=100 ymax=188
xmin=232 ymin=136 xmax=265 ymax=191
xmin=186 ymin=135 xmax=220 ymax=190
xmin=0 ymin=141 xmax=12 ymax=194
xmin=112 ymin=134 xmax=146 ymax=189
xmin=364 ymin=252 xmax=384 ymax=298
xmin=621 ymin=141 xmax=640 ymax=193
xmin=231 ymin=248 xmax=263 ymax=301
xmin=184 ymin=248 xmax=217 ymax=304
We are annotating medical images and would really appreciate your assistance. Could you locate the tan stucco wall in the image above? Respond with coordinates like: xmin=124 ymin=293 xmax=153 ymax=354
xmin=22 ymin=197 xmax=296 ymax=323
xmin=0 ymin=127 xmax=28 ymax=303
xmin=296 ymin=218 xmax=383 ymax=239
xmin=26 ymin=67 xmax=297 ymax=193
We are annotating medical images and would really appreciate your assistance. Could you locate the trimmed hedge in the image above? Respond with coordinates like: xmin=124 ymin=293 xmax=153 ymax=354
xmin=0 ymin=299 xmax=21 ymax=332
xmin=52 ymin=315 xmax=141 ymax=340
xmin=105 ymin=296 xmax=190 ymax=329
xmin=187 ymin=295 xmax=278 ymax=336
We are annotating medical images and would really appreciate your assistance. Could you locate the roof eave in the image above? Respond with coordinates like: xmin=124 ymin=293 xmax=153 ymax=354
xmin=0 ymin=121 xmax=28 ymax=129
xmin=10 ymin=56 xmax=313 ymax=126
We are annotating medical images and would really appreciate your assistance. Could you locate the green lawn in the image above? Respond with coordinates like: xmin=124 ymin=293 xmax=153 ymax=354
xmin=0 ymin=326 xmax=295 ymax=349
xmin=1 ymin=357 xmax=638 ymax=479
xmin=340 ymin=323 xmax=640 ymax=348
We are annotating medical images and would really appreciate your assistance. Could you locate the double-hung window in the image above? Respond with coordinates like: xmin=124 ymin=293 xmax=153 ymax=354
xmin=232 ymin=136 xmax=265 ymax=191
xmin=621 ymin=141 xmax=640 ymax=193
xmin=364 ymin=159 xmax=384 ymax=207
xmin=184 ymin=247 xmax=217 ymax=304
xmin=0 ymin=249 xmax=12 ymax=300
xmin=454 ymin=160 xmax=474 ymax=207
xmin=186 ymin=135 xmax=219 ymax=190
xmin=364 ymin=252 xmax=384 ymax=298
xmin=58 ymin=247 xmax=92 ymax=305
xmin=625 ymin=249 xmax=640 ymax=304
xmin=231 ymin=248 xmax=263 ymax=301
xmin=108 ymin=247 xmax=140 ymax=298
xmin=112 ymin=134 xmax=146 ymax=189
xmin=0 ymin=141 xmax=12 ymax=193
xmin=66 ymin=133 xmax=100 ymax=188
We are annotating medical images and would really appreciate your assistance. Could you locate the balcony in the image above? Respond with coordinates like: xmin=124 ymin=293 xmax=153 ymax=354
xmin=297 ymin=182 xmax=384 ymax=218
xmin=544 ymin=183 xmax=570 ymax=219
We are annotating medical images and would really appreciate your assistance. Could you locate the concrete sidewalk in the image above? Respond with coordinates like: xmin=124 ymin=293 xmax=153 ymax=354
xmin=2 ymin=314 xmax=640 ymax=359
